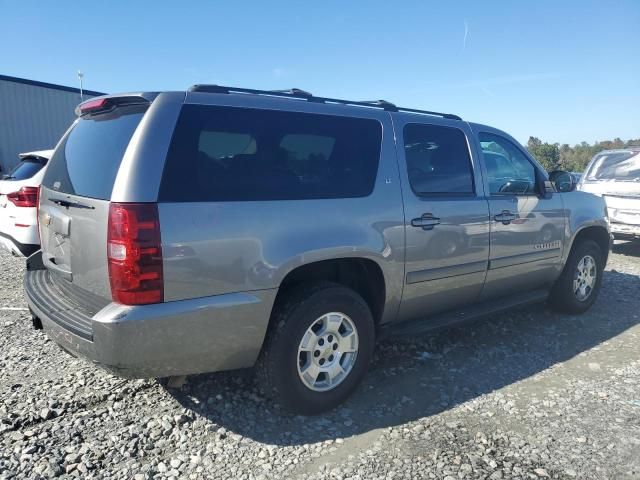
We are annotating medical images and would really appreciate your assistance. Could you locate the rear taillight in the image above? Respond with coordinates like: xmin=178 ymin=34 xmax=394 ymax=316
xmin=107 ymin=203 xmax=163 ymax=305
xmin=7 ymin=186 xmax=39 ymax=207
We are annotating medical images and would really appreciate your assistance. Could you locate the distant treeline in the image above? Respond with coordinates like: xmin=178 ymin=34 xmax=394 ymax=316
xmin=526 ymin=137 xmax=640 ymax=172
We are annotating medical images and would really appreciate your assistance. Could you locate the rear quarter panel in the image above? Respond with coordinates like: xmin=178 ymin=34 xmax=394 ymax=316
xmin=159 ymin=101 xmax=405 ymax=324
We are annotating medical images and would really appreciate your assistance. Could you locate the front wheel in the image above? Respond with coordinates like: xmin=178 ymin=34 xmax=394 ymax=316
xmin=256 ymin=283 xmax=375 ymax=414
xmin=549 ymin=239 xmax=604 ymax=314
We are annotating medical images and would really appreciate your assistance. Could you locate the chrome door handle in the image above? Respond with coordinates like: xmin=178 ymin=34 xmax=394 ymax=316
xmin=494 ymin=210 xmax=517 ymax=225
xmin=411 ymin=214 xmax=441 ymax=230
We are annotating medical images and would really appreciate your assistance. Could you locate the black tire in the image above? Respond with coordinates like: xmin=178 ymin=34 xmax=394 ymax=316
xmin=256 ymin=282 xmax=375 ymax=414
xmin=549 ymin=239 xmax=604 ymax=314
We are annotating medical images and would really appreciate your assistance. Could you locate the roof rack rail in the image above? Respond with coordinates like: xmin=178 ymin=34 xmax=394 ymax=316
xmin=397 ymin=107 xmax=461 ymax=121
xmin=360 ymin=100 xmax=398 ymax=111
xmin=270 ymin=88 xmax=313 ymax=98
xmin=187 ymin=84 xmax=462 ymax=120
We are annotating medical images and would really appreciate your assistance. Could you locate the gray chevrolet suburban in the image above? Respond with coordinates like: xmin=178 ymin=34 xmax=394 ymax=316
xmin=24 ymin=85 xmax=611 ymax=414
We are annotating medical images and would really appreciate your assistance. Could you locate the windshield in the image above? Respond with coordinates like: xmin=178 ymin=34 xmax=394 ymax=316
xmin=4 ymin=159 xmax=45 ymax=180
xmin=585 ymin=151 xmax=640 ymax=182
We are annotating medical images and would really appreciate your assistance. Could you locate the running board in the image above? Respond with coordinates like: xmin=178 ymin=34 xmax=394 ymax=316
xmin=383 ymin=289 xmax=549 ymax=339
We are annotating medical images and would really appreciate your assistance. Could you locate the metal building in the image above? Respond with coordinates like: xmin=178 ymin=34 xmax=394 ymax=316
xmin=0 ymin=74 xmax=104 ymax=173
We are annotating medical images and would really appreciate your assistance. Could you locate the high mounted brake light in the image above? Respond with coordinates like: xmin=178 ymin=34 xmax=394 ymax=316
xmin=107 ymin=203 xmax=163 ymax=305
xmin=78 ymin=98 xmax=109 ymax=115
xmin=76 ymin=94 xmax=154 ymax=116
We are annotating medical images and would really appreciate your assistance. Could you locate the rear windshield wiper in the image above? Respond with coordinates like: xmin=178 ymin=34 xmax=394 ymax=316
xmin=50 ymin=198 xmax=95 ymax=209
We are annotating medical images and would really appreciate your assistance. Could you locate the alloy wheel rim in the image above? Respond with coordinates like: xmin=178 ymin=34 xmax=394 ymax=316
xmin=297 ymin=312 xmax=359 ymax=392
xmin=573 ymin=255 xmax=597 ymax=301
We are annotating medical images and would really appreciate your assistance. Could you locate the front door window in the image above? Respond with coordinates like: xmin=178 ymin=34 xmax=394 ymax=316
xmin=479 ymin=132 xmax=537 ymax=195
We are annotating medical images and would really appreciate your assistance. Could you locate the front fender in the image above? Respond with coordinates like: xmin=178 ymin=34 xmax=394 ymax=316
xmin=560 ymin=191 xmax=610 ymax=263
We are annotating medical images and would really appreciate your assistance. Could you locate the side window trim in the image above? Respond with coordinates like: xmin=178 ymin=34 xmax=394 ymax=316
xmin=478 ymin=131 xmax=540 ymax=197
xmin=402 ymin=122 xmax=477 ymax=197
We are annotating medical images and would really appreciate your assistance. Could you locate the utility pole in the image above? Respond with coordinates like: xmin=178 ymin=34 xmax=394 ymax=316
xmin=78 ymin=71 xmax=84 ymax=101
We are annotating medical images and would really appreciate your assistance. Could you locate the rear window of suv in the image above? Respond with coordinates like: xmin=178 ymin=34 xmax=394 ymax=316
xmin=42 ymin=105 xmax=146 ymax=200
xmin=159 ymin=105 xmax=382 ymax=202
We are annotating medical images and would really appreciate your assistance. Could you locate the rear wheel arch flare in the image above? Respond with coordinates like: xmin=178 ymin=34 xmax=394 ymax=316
xmin=272 ymin=258 xmax=386 ymax=326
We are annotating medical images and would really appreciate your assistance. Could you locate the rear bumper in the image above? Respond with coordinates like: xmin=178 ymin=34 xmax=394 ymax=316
xmin=24 ymin=266 xmax=277 ymax=378
xmin=0 ymin=230 xmax=38 ymax=256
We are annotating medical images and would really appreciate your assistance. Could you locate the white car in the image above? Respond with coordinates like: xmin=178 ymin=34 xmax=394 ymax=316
xmin=578 ymin=147 xmax=640 ymax=240
xmin=0 ymin=149 xmax=53 ymax=256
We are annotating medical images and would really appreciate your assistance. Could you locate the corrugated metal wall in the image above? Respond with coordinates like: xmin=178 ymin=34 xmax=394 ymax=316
xmin=0 ymin=78 xmax=100 ymax=173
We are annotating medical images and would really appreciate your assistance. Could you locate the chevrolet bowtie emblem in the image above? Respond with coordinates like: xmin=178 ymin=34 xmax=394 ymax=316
xmin=43 ymin=213 xmax=52 ymax=226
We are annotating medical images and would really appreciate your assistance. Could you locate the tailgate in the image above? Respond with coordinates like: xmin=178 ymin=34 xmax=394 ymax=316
xmin=39 ymin=187 xmax=112 ymax=299
xmin=39 ymin=101 xmax=149 ymax=302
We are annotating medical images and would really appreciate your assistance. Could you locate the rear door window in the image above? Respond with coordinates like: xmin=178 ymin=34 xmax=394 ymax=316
xmin=159 ymin=105 xmax=382 ymax=202
xmin=403 ymin=123 xmax=475 ymax=195
xmin=42 ymin=105 xmax=146 ymax=200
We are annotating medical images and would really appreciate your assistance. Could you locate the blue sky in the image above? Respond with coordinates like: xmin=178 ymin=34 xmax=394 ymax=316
xmin=1 ymin=0 xmax=638 ymax=145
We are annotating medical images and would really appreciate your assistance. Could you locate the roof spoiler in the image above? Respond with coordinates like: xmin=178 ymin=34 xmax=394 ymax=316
xmin=18 ymin=149 xmax=55 ymax=161
xmin=75 ymin=93 xmax=158 ymax=117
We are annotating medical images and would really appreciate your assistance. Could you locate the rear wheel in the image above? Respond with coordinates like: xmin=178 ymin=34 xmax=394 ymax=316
xmin=256 ymin=283 xmax=375 ymax=414
xmin=549 ymin=239 xmax=604 ymax=314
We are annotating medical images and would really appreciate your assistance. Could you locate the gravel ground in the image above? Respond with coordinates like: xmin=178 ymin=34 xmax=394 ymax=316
xmin=1 ymin=243 xmax=639 ymax=480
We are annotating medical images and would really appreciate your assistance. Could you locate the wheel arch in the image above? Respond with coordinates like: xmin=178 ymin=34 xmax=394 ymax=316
xmin=270 ymin=257 xmax=389 ymax=329
xmin=567 ymin=225 xmax=611 ymax=265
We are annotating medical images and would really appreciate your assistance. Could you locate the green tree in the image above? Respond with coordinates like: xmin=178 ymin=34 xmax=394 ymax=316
xmin=526 ymin=137 xmax=561 ymax=171
xmin=522 ymin=137 xmax=638 ymax=172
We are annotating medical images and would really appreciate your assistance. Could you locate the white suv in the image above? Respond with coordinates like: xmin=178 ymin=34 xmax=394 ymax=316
xmin=0 ymin=150 xmax=53 ymax=256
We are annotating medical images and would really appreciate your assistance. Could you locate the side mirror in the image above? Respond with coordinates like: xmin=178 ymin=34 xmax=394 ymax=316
xmin=549 ymin=170 xmax=575 ymax=193
xmin=544 ymin=180 xmax=555 ymax=193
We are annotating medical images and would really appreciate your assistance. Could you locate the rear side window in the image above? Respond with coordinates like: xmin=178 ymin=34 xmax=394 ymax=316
xmin=159 ymin=105 xmax=382 ymax=202
xmin=403 ymin=123 xmax=475 ymax=195
xmin=5 ymin=159 xmax=45 ymax=180
xmin=42 ymin=105 xmax=146 ymax=200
